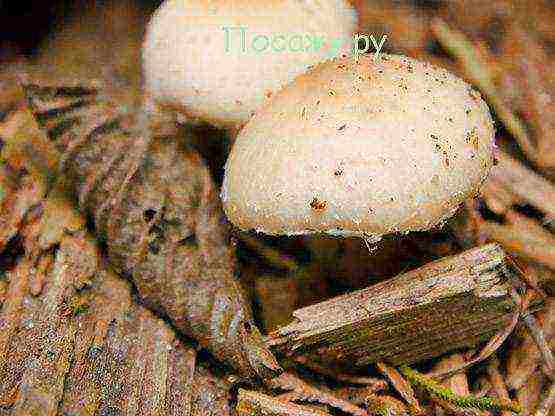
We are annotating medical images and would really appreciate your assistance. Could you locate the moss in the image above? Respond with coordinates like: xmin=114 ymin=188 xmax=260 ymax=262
xmin=399 ymin=365 xmax=521 ymax=414
xmin=72 ymin=303 xmax=90 ymax=316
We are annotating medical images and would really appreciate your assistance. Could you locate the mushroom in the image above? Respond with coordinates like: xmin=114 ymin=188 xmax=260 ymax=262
xmin=142 ymin=0 xmax=358 ymax=134
xmin=222 ymin=54 xmax=495 ymax=240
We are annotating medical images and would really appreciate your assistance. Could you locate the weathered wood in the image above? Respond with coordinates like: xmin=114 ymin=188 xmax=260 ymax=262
xmin=1 ymin=76 xmax=280 ymax=380
xmin=0 ymin=84 xmax=233 ymax=416
xmin=268 ymin=243 xmax=530 ymax=368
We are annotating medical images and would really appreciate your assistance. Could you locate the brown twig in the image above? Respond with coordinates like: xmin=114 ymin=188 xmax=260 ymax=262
xmin=376 ymin=361 xmax=423 ymax=415
xmin=237 ymin=389 xmax=331 ymax=416
xmin=269 ymin=372 xmax=369 ymax=416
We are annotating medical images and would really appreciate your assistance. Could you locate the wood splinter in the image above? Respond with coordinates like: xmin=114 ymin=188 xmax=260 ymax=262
xmin=267 ymin=243 xmax=542 ymax=369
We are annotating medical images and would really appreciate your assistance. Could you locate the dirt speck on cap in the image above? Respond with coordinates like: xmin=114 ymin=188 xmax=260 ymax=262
xmin=310 ymin=198 xmax=328 ymax=212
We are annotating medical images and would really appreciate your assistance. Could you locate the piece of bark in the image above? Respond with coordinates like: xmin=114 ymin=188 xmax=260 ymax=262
xmin=10 ymin=79 xmax=280 ymax=380
xmin=268 ymin=243 xmax=524 ymax=368
xmin=0 ymin=151 xmax=232 ymax=416
xmin=0 ymin=244 xmax=233 ymax=416
xmin=237 ymin=389 xmax=331 ymax=416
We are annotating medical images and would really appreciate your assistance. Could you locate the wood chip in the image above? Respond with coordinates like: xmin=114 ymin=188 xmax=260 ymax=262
xmin=268 ymin=244 xmax=523 ymax=368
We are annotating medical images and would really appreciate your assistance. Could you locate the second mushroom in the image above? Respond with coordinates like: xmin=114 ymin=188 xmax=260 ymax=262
xmin=222 ymin=54 xmax=495 ymax=241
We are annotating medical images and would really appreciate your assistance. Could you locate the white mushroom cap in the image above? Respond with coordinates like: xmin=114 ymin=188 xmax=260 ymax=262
xmin=222 ymin=54 xmax=495 ymax=237
xmin=142 ymin=0 xmax=358 ymax=130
